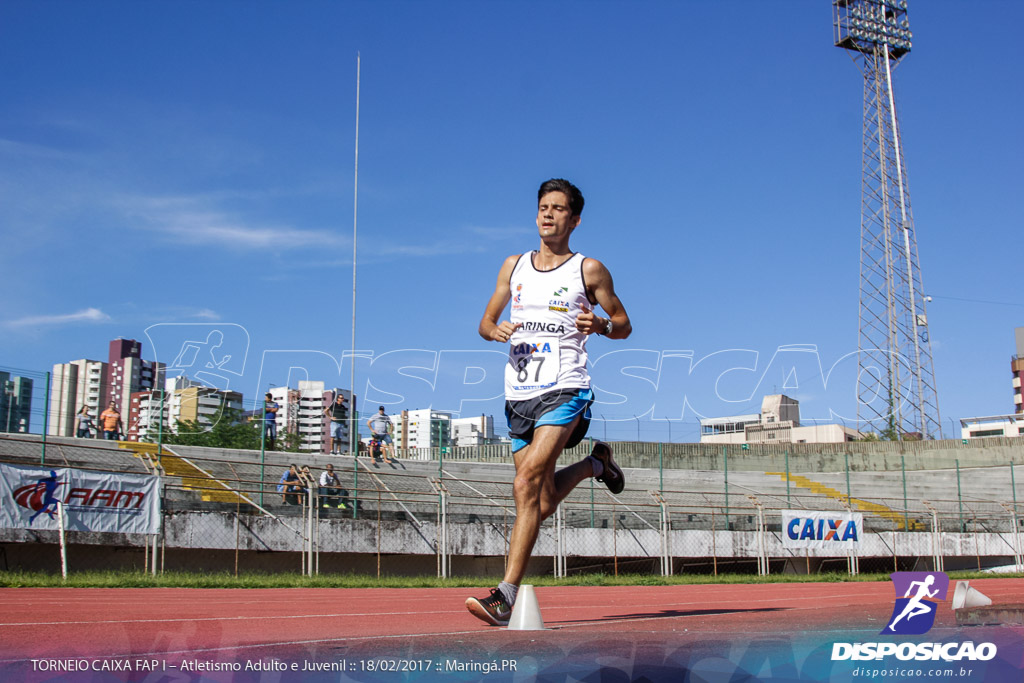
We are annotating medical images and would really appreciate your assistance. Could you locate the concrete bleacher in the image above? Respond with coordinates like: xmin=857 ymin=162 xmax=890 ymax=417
xmin=2 ymin=434 xmax=1018 ymax=534
xmin=0 ymin=434 xmax=156 ymax=475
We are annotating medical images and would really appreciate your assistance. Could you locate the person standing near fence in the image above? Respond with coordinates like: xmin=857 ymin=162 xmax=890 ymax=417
xmin=467 ymin=178 xmax=632 ymax=626
xmin=75 ymin=406 xmax=95 ymax=438
xmin=262 ymin=392 xmax=279 ymax=451
xmin=366 ymin=406 xmax=396 ymax=464
xmin=323 ymin=393 xmax=349 ymax=455
xmin=99 ymin=401 xmax=123 ymax=441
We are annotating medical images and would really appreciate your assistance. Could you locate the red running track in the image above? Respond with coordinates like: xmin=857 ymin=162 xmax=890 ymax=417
xmin=1 ymin=580 xmax=1022 ymax=679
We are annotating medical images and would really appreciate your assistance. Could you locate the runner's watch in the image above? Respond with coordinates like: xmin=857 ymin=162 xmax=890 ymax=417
xmin=600 ymin=318 xmax=613 ymax=336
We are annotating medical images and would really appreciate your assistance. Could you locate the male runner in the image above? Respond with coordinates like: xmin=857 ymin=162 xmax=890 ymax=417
xmin=467 ymin=178 xmax=632 ymax=626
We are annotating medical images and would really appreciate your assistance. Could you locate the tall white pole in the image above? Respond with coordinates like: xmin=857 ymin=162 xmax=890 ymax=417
xmin=350 ymin=53 xmax=360 ymax=458
xmin=57 ymin=502 xmax=68 ymax=580
xmin=883 ymin=46 xmax=926 ymax=438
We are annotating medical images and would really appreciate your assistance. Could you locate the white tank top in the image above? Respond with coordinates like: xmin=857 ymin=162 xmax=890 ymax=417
xmin=505 ymin=251 xmax=591 ymax=400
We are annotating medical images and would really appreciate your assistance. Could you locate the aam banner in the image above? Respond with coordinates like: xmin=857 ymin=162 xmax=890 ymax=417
xmin=0 ymin=464 xmax=161 ymax=535
xmin=781 ymin=509 xmax=863 ymax=550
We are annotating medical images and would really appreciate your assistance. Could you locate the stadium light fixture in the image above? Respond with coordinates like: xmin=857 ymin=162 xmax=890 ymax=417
xmin=833 ymin=0 xmax=912 ymax=57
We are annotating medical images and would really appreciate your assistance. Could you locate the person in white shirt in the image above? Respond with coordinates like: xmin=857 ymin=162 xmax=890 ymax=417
xmin=366 ymin=406 xmax=396 ymax=464
xmin=318 ymin=463 xmax=347 ymax=509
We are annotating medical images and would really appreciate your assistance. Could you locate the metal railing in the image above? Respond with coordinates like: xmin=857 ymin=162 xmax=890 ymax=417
xmin=1 ymin=433 xmax=1022 ymax=578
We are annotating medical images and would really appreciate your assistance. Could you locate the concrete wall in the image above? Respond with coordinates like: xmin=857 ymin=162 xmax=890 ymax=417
xmin=3 ymin=510 xmax=1019 ymax=576
xmin=571 ymin=437 xmax=1024 ymax=473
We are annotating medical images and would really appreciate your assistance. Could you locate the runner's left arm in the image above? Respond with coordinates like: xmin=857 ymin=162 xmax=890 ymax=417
xmin=577 ymin=258 xmax=632 ymax=339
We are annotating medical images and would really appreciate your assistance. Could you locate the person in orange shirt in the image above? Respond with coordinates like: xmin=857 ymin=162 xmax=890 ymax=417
xmin=99 ymin=401 xmax=123 ymax=440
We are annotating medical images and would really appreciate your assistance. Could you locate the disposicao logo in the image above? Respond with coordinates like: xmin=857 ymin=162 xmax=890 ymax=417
xmin=882 ymin=571 xmax=949 ymax=635
xmin=831 ymin=571 xmax=998 ymax=663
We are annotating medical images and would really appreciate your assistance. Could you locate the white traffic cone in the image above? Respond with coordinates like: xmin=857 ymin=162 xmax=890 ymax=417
xmin=507 ymin=584 xmax=546 ymax=630
xmin=952 ymin=581 xmax=992 ymax=610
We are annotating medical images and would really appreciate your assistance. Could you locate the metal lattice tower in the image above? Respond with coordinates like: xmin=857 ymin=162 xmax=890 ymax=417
xmin=833 ymin=0 xmax=941 ymax=440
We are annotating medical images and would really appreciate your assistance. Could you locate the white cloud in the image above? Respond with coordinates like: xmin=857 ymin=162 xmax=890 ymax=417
xmin=147 ymin=306 xmax=223 ymax=322
xmin=115 ymin=195 xmax=348 ymax=250
xmin=4 ymin=308 xmax=111 ymax=328
xmin=159 ymin=216 xmax=342 ymax=249
xmin=0 ymin=137 xmax=73 ymax=161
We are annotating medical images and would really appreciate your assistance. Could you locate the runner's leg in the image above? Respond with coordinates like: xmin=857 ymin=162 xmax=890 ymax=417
xmin=503 ymin=417 xmax=587 ymax=586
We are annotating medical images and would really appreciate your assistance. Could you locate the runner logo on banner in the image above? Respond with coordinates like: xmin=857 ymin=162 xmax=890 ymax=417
xmin=0 ymin=464 xmax=161 ymax=535
xmin=781 ymin=509 xmax=863 ymax=550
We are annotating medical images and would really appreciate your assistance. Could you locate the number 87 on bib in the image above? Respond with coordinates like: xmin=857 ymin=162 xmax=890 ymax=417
xmin=506 ymin=339 xmax=560 ymax=393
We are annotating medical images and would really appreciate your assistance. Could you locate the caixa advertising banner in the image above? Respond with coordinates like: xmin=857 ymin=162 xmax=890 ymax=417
xmin=0 ymin=464 xmax=160 ymax=535
xmin=781 ymin=509 xmax=863 ymax=550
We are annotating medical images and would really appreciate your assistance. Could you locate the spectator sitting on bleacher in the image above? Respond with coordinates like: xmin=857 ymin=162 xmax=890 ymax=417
xmin=319 ymin=463 xmax=347 ymax=509
xmin=298 ymin=465 xmax=315 ymax=506
xmin=369 ymin=437 xmax=382 ymax=466
xmin=278 ymin=464 xmax=302 ymax=505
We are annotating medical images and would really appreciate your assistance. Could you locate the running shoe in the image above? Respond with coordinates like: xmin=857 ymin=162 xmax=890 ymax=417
xmin=591 ymin=442 xmax=625 ymax=494
xmin=465 ymin=588 xmax=512 ymax=626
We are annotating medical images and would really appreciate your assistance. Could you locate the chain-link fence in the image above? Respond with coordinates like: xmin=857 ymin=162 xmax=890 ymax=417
xmin=1 ymin=433 xmax=1022 ymax=578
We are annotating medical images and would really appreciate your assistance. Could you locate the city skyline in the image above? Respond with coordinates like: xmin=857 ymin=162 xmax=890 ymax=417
xmin=1 ymin=1 xmax=1021 ymax=442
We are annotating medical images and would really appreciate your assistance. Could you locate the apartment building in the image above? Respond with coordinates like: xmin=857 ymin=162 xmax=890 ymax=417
xmin=107 ymin=339 xmax=165 ymax=420
xmin=700 ymin=394 xmax=861 ymax=444
xmin=391 ymin=408 xmax=452 ymax=450
xmin=170 ymin=386 xmax=243 ymax=431
xmin=269 ymin=382 xmax=356 ymax=454
xmin=128 ymin=389 xmax=169 ymax=441
xmin=960 ymin=415 xmax=1024 ymax=440
xmin=1012 ymin=327 xmax=1023 ymax=415
xmin=0 ymin=372 xmax=33 ymax=434
xmin=451 ymin=414 xmax=498 ymax=447
xmin=49 ymin=338 xmax=165 ymax=438
xmin=49 ymin=359 xmax=108 ymax=436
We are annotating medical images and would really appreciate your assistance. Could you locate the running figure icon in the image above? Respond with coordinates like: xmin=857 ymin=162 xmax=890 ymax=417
xmin=888 ymin=574 xmax=939 ymax=631
xmin=28 ymin=471 xmax=62 ymax=524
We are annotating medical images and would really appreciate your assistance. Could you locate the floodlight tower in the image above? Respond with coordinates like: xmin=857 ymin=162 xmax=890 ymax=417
xmin=833 ymin=0 xmax=941 ymax=440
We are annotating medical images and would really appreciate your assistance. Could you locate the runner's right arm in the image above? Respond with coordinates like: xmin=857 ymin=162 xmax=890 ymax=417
xmin=479 ymin=254 xmax=523 ymax=343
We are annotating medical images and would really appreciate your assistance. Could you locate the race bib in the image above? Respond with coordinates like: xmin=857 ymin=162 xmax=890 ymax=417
xmin=506 ymin=339 xmax=561 ymax=392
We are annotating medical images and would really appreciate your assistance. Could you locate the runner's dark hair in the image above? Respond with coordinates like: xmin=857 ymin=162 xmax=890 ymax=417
xmin=538 ymin=178 xmax=584 ymax=217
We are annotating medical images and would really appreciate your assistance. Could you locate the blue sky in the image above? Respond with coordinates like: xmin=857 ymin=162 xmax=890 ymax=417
xmin=1 ymin=1 xmax=1021 ymax=442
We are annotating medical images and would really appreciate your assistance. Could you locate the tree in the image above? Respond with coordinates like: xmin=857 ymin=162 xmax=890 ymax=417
xmin=278 ymin=430 xmax=303 ymax=453
xmin=144 ymin=406 xmax=315 ymax=452
xmin=144 ymin=406 xmax=264 ymax=450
